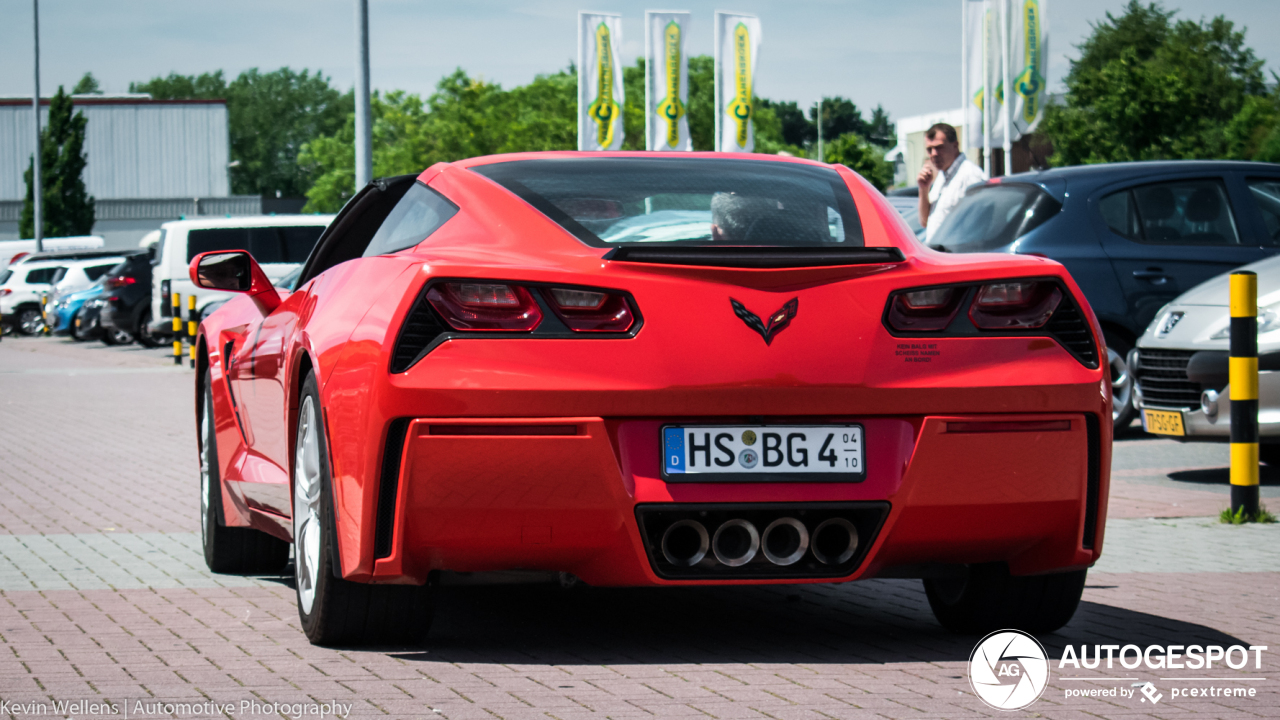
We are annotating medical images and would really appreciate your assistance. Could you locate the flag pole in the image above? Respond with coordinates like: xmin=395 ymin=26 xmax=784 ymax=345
xmin=982 ymin=1 xmax=991 ymax=176
xmin=713 ymin=12 xmax=721 ymax=152
xmin=1001 ymin=0 xmax=1013 ymax=176
xmin=32 ymin=0 xmax=43 ymax=251
xmin=645 ymin=11 xmax=651 ymax=152
xmin=961 ymin=0 xmax=968 ymax=158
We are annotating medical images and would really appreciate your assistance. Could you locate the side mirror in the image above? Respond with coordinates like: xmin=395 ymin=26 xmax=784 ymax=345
xmin=189 ymin=251 xmax=281 ymax=312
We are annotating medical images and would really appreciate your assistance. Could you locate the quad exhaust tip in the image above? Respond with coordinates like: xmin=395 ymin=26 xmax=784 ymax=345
xmin=761 ymin=517 xmax=810 ymax=566
xmin=811 ymin=518 xmax=859 ymax=565
xmin=712 ymin=519 xmax=760 ymax=567
xmin=661 ymin=519 xmax=710 ymax=567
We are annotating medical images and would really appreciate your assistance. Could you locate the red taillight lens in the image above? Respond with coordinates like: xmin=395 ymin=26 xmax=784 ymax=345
xmin=104 ymin=276 xmax=136 ymax=289
xmin=543 ymin=287 xmax=635 ymax=333
xmin=887 ymin=287 xmax=961 ymax=332
xmin=0 ymin=288 xmax=11 ymax=297
xmin=426 ymin=282 xmax=542 ymax=331
xmin=969 ymin=281 xmax=1061 ymax=329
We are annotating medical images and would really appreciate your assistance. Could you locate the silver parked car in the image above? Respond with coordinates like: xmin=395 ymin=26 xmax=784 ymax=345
xmin=1132 ymin=253 xmax=1280 ymax=463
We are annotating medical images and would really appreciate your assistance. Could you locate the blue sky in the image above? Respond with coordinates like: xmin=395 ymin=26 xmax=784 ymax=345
xmin=1 ymin=0 xmax=1277 ymax=122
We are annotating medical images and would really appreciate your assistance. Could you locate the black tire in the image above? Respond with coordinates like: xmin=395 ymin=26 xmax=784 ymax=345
xmin=924 ymin=563 xmax=1087 ymax=635
xmin=200 ymin=370 xmax=290 ymax=574
xmin=1260 ymin=444 xmax=1280 ymax=466
xmin=16 ymin=307 xmax=45 ymax=335
xmin=134 ymin=306 xmax=164 ymax=348
xmin=70 ymin=312 xmax=87 ymax=341
xmin=1104 ymin=330 xmax=1136 ymax=431
xmin=101 ymin=327 xmax=132 ymax=346
xmin=293 ymin=371 xmax=434 ymax=646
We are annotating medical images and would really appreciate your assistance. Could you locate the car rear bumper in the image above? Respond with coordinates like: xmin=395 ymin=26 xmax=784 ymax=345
xmin=363 ymin=413 xmax=1106 ymax=587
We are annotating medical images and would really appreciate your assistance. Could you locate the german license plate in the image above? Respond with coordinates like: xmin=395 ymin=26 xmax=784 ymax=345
xmin=1142 ymin=408 xmax=1186 ymax=436
xmin=662 ymin=425 xmax=864 ymax=482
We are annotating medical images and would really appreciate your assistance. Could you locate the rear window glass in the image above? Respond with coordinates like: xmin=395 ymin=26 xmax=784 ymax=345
xmin=471 ymin=158 xmax=863 ymax=247
xmin=187 ymin=226 xmax=326 ymax=264
xmin=24 ymin=267 xmax=61 ymax=284
xmin=84 ymin=263 xmax=117 ymax=281
xmin=0 ymin=269 xmax=10 ymax=285
xmin=929 ymin=184 xmax=1062 ymax=252
xmin=364 ymin=182 xmax=459 ymax=257
xmin=1104 ymin=179 xmax=1241 ymax=246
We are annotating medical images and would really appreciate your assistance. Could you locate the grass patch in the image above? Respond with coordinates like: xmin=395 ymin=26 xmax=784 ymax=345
xmin=1220 ymin=505 xmax=1278 ymax=524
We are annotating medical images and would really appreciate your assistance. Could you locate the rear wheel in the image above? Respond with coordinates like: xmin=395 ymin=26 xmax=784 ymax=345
xmin=294 ymin=372 xmax=434 ymax=646
xmin=200 ymin=371 xmax=289 ymax=574
xmin=17 ymin=308 xmax=44 ymax=335
xmin=924 ymin=564 xmax=1087 ymax=635
xmin=1104 ymin=330 xmax=1135 ymax=431
xmin=102 ymin=327 xmax=133 ymax=346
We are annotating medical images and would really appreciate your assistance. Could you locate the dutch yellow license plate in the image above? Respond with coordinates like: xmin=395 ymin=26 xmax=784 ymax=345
xmin=1143 ymin=409 xmax=1186 ymax=436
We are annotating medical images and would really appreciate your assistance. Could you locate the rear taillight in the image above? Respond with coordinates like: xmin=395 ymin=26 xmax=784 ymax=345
xmin=886 ymin=287 xmax=962 ymax=332
xmin=0 ymin=288 xmax=10 ymax=297
xmin=969 ymin=281 xmax=1061 ymax=329
xmin=426 ymin=282 xmax=543 ymax=331
xmin=543 ymin=287 xmax=635 ymax=333
xmin=104 ymin=276 xmax=136 ymax=289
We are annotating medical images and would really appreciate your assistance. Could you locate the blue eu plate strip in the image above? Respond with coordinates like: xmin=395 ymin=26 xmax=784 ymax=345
xmin=664 ymin=427 xmax=685 ymax=473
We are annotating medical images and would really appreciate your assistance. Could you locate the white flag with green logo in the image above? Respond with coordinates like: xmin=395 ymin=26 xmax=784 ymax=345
xmin=578 ymin=11 xmax=625 ymax=151
xmin=963 ymin=0 xmax=1008 ymax=148
xmin=645 ymin=11 xmax=692 ymax=152
xmin=1007 ymin=0 xmax=1048 ymax=138
xmin=714 ymin=12 xmax=761 ymax=153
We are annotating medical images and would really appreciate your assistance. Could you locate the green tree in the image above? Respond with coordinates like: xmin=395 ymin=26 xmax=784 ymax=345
xmin=824 ymin=133 xmax=894 ymax=192
xmin=757 ymin=99 xmax=811 ymax=147
xmin=71 ymin=73 xmax=102 ymax=95
xmin=687 ymin=55 xmax=715 ymax=151
xmin=21 ymin=87 xmax=95 ymax=238
xmin=1043 ymin=1 xmax=1272 ymax=164
xmin=499 ymin=66 xmax=577 ymax=153
xmin=132 ymin=68 xmax=352 ymax=197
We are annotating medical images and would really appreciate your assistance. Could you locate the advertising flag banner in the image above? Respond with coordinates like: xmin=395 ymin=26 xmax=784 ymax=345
xmin=645 ymin=11 xmax=692 ymax=151
xmin=714 ymin=12 xmax=761 ymax=153
xmin=1008 ymin=0 xmax=1048 ymax=139
xmin=962 ymin=0 xmax=986 ymax=149
xmin=963 ymin=0 xmax=1007 ymax=161
xmin=578 ymin=11 xmax=625 ymax=151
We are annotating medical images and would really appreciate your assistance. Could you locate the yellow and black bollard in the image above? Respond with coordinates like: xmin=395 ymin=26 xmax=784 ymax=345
xmin=188 ymin=295 xmax=198 ymax=369
xmin=1230 ymin=271 xmax=1261 ymax=517
xmin=172 ymin=292 xmax=182 ymax=365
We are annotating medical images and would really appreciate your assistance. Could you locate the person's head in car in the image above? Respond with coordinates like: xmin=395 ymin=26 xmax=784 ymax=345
xmin=711 ymin=192 xmax=828 ymax=244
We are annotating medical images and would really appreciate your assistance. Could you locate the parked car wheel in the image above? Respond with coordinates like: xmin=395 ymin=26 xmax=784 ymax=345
xmin=1104 ymin=330 xmax=1136 ymax=430
xmin=70 ymin=313 xmax=88 ymax=341
xmin=134 ymin=307 xmax=163 ymax=348
xmin=200 ymin=372 xmax=290 ymax=574
xmin=101 ymin=328 xmax=134 ymax=346
xmin=294 ymin=372 xmax=434 ymax=646
xmin=1260 ymin=444 xmax=1280 ymax=466
xmin=924 ymin=564 xmax=1087 ymax=634
xmin=17 ymin=307 xmax=45 ymax=335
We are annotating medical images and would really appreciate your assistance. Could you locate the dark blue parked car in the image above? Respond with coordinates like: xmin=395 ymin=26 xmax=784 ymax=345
xmin=929 ymin=160 xmax=1280 ymax=429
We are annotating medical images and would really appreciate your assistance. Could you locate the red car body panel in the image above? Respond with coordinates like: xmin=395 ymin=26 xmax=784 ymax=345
xmin=196 ymin=151 xmax=1113 ymax=588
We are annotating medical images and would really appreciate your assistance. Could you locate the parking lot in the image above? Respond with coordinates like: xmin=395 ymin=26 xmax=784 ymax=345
xmin=1 ymin=335 xmax=1277 ymax=719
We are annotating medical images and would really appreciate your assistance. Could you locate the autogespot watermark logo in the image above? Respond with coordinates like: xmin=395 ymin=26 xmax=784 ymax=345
xmin=968 ymin=630 xmax=1050 ymax=711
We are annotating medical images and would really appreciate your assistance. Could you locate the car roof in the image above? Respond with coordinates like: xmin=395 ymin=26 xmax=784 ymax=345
xmin=1004 ymin=160 xmax=1280 ymax=185
xmin=452 ymin=150 xmax=833 ymax=170
xmin=160 ymin=215 xmax=336 ymax=231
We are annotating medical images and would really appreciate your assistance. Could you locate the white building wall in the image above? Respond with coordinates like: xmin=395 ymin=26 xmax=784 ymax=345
xmin=0 ymin=100 xmax=230 ymax=200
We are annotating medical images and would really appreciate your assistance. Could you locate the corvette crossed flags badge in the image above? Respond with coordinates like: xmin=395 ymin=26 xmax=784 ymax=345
xmin=730 ymin=297 xmax=799 ymax=346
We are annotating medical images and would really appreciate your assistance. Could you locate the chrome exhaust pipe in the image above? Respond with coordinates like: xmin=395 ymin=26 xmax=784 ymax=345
xmin=661 ymin=520 xmax=710 ymax=567
xmin=712 ymin=519 xmax=760 ymax=567
xmin=761 ymin=517 xmax=810 ymax=566
xmin=811 ymin=518 xmax=859 ymax=565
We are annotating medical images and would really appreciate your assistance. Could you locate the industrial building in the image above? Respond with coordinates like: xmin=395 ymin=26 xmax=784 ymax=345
xmin=0 ymin=96 xmax=261 ymax=249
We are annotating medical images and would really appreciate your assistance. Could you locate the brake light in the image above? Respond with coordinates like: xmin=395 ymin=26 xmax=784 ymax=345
xmin=104 ymin=276 xmax=136 ymax=289
xmin=887 ymin=287 xmax=961 ymax=332
xmin=969 ymin=281 xmax=1061 ymax=329
xmin=0 ymin=289 xmax=10 ymax=297
xmin=426 ymin=282 xmax=542 ymax=331
xmin=544 ymin=287 xmax=635 ymax=332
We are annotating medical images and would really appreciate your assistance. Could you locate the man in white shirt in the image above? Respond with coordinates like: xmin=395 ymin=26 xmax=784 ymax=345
xmin=917 ymin=123 xmax=987 ymax=244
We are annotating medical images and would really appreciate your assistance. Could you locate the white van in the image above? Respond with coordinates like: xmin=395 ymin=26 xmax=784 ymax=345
xmin=147 ymin=215 xmax=334 ymax=338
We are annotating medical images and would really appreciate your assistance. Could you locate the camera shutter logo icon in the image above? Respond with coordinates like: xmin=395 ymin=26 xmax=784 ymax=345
xmin=968 ymin=629 xmax=1050 ymax=710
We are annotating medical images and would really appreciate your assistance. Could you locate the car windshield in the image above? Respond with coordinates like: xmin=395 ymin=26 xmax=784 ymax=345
xmin=929 ymin=184 xmax=1062 ymax=252
xmin=470 ymin=157 xmax=864 ymax=247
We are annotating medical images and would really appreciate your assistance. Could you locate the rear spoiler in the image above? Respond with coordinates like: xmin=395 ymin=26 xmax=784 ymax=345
xmin=602 ymin=245 xmax=904 ymax=269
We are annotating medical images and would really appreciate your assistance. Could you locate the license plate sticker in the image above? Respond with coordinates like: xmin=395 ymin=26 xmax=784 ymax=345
xmin=1142 ymin=408 xmax=1186 ymax=436
xmin=662 ymin=425 xmax=864 ymax=481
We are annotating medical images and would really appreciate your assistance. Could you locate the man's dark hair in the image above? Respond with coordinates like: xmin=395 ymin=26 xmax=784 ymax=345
xmin=926 ymin=123 xmax=958 ymax=144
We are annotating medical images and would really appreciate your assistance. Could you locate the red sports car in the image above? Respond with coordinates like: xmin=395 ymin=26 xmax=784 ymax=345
xmin=192 ymin=152 xmax=1112 ymax=645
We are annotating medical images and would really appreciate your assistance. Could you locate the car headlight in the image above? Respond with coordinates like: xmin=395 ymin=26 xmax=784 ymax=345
xmin=1210 ymin=304 xmax=1280 ymax=339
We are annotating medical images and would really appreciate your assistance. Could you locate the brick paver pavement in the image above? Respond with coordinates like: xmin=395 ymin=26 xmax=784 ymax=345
xmin=1 ymin=337 xmax=1277 ymax=719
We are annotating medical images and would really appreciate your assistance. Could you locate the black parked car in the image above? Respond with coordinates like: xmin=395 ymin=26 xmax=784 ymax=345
xmin=930 ymin=160 xmax=1280 ymax=429
xmin=97 ymin=252 xmax=157 ymax=347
